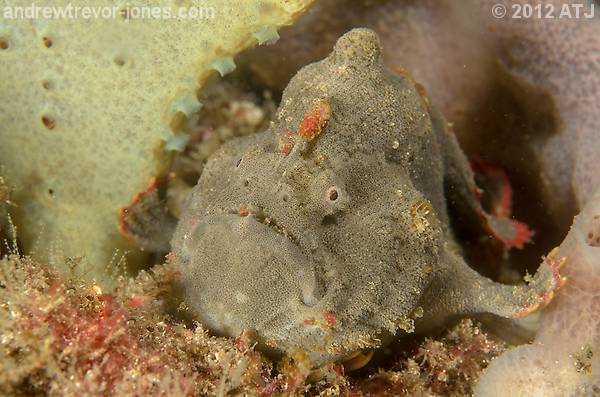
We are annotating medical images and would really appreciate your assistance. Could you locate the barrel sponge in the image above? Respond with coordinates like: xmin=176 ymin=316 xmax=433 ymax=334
xmin=0 ymin=0 xmax=314 ymax=285
xmin=474 ymin=188 xmax=600 ymax=396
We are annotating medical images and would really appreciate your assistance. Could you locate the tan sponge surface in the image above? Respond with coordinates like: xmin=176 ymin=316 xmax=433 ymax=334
xmin=0 ymin=0 xmax=313 ymax=284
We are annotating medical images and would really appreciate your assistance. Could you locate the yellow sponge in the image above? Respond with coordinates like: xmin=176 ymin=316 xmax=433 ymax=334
xmin=0 ymin=0 xmax=313 ymax=285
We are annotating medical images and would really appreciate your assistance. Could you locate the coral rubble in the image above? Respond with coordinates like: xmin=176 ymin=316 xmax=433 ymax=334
xmin=0 ymin=254 xmax=270 ymax=396
xmin=0 ymin=253 xmax=505 ymax=396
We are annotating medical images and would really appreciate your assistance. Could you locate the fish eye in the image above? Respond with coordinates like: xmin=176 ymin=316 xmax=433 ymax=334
xmin=326 ymin=186 xmax=339 ymax=202
xmin=235 ymin=158 xmax=243 ymax=168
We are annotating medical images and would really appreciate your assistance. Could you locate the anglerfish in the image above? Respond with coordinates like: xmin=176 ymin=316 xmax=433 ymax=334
xmin=169 ymin=29 xmax=563 ymax=365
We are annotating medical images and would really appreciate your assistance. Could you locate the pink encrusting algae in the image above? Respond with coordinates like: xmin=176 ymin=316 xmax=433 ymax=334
xmin=0 ymin=253 xmax=506 ymax=397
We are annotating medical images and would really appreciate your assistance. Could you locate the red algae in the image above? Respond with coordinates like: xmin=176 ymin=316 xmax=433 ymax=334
xmin=0 ymin=255 xmax=506 ymax=396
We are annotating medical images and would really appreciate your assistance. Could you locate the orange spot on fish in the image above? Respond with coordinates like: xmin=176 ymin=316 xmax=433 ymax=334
xmin=280 ymin=141 xmax=293 ymax=156
xmin=323 ymin=311 xmax=337 ymax=326
xmin=299 ymin=99 xmax=331 ymax=142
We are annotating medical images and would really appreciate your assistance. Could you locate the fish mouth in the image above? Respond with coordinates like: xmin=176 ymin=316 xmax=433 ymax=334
xmin=176 ymin=210 xmax=323 ymax=335
xmin=175 ymin=210 xmax=370 ymax=366
xmin=240 ymin=207 xmax=331 ymax=307
xmin=242 ymin=207 xmax=304 ymax=254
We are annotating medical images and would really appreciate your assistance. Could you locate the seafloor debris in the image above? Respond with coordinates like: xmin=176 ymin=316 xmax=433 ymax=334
xmin=118 ymin=176 xmax=178 ymax=253
xmin=0 ymin=176 xmax=9 ymax=208
xmin=0 ymin=175 xmax=15 ymax=256
xmin=171 ymin=80 xmax=277 ymax=185
xmin=170 ymin=29 xmax=561 ymax=365
xmin=352 ymin=319 xmax=506 ymax=397
xmin=0 ymin=254 xmax=269 ymax=397
xmin=0 ymin=253 xmax=506 ymax=397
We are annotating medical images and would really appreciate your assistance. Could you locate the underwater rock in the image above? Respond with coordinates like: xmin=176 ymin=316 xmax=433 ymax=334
xmin=171 ymin=29 xmax=563 ymax=365
xmin=0 ymin=0 xmax=314 ymax=286
xmin=475 ymin=187 xmax=600 ymax=396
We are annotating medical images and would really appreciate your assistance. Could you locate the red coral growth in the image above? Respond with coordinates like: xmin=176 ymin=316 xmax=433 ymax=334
xmin=127 ymin=294 xmax=150 ymax=307
xmin=1 ymin=260 xmax=197 ymax=395
xmin=0 ymin=256 xmax=272 ymax=396
xmin=234 ymin=329 xmax=253 ymax=352
xmin=415 ymin=324 xmax=500 ymax=395
xmin=298 ymin=99 xmax=331 ymax=142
